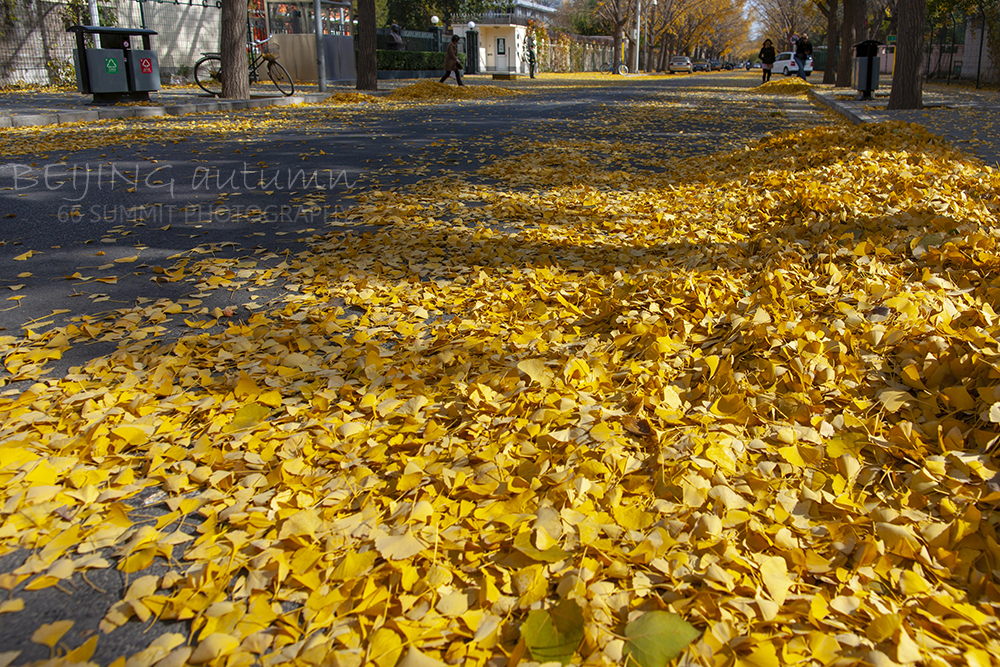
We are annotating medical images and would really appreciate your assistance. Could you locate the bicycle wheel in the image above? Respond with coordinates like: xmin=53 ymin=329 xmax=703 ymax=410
xmin=616 ymin=64 xmax=629 ymax=75
xmin=267 ymin=61 xmax=295 ymax=96
xmin=194 ymin=56 xmax=223 ymax=95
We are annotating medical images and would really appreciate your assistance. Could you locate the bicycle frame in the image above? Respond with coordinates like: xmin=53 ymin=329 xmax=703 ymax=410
xmin=194 ymin=32 xmax=293 ymax=97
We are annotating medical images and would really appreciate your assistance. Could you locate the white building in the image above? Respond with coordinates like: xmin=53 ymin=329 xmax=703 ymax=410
xmin=451 ymin=0 xmax=556 ymax=75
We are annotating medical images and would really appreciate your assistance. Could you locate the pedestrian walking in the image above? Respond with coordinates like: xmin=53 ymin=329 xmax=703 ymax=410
xmin=794 ymin=32 xmax=813 ymax=79
xmin=440 ymin=34 xmax=465 ymax=85
xmin=758 ymin=39 xmax=776 ymax=83
xmin=526 ymin=35 xmax=537 ymax=78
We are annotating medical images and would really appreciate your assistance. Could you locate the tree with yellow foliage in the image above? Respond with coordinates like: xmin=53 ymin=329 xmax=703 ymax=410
xmin=596 ymin=0 xmax=637 ymax=72
xmin=647 ymin=0 xmax=749 ymax=69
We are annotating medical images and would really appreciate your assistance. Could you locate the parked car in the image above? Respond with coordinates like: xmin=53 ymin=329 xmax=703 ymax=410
xmin=773 ymin=51 xmax=814 ymax=76
xmin=668 ymin=56 xmax=693 ymax=73
xmin=709 ymin=59 xmax=722 ymax=70
xmin=692 ymin=59 xmax=710 ymax=72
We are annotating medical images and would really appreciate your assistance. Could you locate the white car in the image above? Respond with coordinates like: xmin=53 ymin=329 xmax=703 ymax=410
xmin=668 ymin=56 xmax=693 ymax=74
xmin=773 ymin=51 xmax=813 ymax=76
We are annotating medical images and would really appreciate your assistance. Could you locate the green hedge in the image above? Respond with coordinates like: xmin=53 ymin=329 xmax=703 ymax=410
xmin=376 ymin=50 xmax=465 ymax=70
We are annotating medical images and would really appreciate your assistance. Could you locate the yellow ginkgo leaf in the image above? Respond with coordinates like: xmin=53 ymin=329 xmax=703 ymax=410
xmin=759 ymin=556 xmax=793 ymax=606
xmin=188 ymin=633 xmax=239 ymax=664
xmin=517 ymin=358 xmax=554 ymax=386
xmin=0 ymin=599 xmax=24 ymax=614
xmin=373 ymin=529 xmax=426 ymax=561
xmin=31 ymin=620 xmax=74 ymax=648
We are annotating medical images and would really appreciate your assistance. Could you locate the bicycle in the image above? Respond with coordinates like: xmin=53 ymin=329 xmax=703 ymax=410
xmin=601 ymin=60 xmax=629 ymax=75
xmin=194 ymin=37 xmax=295 ymax=97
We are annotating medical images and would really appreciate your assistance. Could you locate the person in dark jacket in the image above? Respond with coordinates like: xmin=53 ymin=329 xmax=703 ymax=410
xmin=794 ymin=33 xmax=813 ymax=79
xmin=526 ymin=35 xmax=537 ymax=78
xmin=440 ymin=34 xmax=464 ymax=85
xmin=388 ymin=23 xmax=405 ymax=51
xmin=758 ymin=39 xmax=776 ymax=83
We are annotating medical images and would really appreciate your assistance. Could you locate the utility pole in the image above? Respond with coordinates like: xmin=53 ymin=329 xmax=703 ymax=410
xmin=314 ymin=0 xmax=327 ymax=92
xmin=631 ymin=0 xmax=641 ymax=73
xmin=88 ymin=0 xmax=101 ymax=46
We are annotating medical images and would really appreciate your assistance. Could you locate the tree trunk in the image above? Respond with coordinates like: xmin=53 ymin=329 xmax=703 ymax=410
xmin=613 ymin=25 xmax=625 ymax=71
xmin=220 ymin=0 xmax=249 ymax=99
xmin=356 ymin=0 xmax=377 ymax=91
xmin=888 ymin=0 xmax=925 ymax=109
xmin=836 ymin=0 xmax=855 ymax=87
xmin=854 ymin=0 xmax=868 ymax=40
xmin=822 ymin=0 xmax=838 ymax=84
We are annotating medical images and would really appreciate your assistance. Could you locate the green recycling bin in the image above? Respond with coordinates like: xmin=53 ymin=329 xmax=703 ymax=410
xmin=68 ymin=26 xmax=160 ymax=103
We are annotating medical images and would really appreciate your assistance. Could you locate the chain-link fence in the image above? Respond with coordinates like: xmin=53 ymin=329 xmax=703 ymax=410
xmin=0 ymin=0 xmax=220 ymax=86
xmin=134 ymin=0 xmax=221 ymax=74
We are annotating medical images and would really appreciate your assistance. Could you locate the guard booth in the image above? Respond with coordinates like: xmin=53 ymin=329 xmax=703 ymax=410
xmin=69 ymin=26 xmax=161 ymax=104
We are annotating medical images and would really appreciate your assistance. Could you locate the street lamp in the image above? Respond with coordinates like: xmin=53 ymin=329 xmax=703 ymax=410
xmin=431 ymin=15 xmax=442 ymax=51
xmin=645 ymin=0 xmax=657 ymax=72
xmin=631 ymin=0 xmax=641 ymax=73
xmin=633 ymin=0 xmax=658 ymax=73
xmin=466 ymin=21 xmax=477 ymax=75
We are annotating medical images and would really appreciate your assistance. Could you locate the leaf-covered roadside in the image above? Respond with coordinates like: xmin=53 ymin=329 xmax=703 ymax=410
xmin=2 ymin=90 xmax=1000 ymax=667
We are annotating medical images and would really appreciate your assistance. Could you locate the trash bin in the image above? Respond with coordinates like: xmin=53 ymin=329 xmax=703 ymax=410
xmin=854 ymin=39 xmax=881 ymax=100
xmin=68 ymin=26 xmax=160 ymax=104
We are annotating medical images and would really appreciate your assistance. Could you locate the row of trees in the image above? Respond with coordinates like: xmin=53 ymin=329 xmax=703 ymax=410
xmin=555 ymin=0 xmax=751 ymax=70
xmin=215 ymin=0 xmax=997 ymax=107
xmin=753 ymin=0 xmax=1000 ymax=104
xmin=560 ymin=0 xmax=968 ymax=108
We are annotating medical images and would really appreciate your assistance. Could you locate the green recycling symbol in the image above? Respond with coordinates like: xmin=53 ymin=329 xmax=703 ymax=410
xmin=105 ymin=58 xmax=118 ymax=74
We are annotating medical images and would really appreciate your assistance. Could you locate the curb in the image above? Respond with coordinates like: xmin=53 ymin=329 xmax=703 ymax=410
xmin=809 ymin=89 xmax=880 ymax=125
xmin=0 ymin=92 xmax=335 ymax=129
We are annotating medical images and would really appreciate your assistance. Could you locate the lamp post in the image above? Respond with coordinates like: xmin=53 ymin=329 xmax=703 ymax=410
xmin=645 ymin=0 xmax=656 ymax=72
xmin=315 ymin=0 xmax=326 ymax=92
xmin=466 ymin=21 xmax=478 ymax=74
xmin=631 ymin=0 xmax=641 ymax=74
xmin=431 ymin=15 xmax=442 ymax=52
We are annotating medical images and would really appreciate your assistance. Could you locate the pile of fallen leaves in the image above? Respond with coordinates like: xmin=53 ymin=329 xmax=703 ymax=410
xmin=757 ymin=77 xmax=813 ymax=94
xmin=386 ymin=80 xmax=522 ymax=101
xmin=3 ymin=84 xmax=1000 ymax=667
xmin=328 ymin=92 xmax=380 ymax=105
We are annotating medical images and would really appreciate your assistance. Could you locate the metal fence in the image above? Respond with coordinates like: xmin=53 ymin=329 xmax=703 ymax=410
xmin=0 ymin=0 xmax=84 ymax=85
xmin=0 ymin=0 xmax=220 ymax=85
xmin=134 ymin=0 xmax=221 ymax=73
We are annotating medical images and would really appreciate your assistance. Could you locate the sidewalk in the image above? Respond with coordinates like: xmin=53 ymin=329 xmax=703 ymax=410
xmin=0 ymin=83 xmax=349 ymax=128
xmin=0 ymin=76 xmax=496 ymax=127
xmin=811 ymin=81 xmax=1000 ymax=167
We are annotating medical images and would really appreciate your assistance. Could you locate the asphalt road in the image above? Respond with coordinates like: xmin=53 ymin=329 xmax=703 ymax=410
xmin=0 ymin=70 xmax=844 ymax=664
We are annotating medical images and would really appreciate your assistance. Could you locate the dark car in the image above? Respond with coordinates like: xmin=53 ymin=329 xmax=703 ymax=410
xmin=709 ymin=59 xmax=722 ymax=70
xmin=692 ymin=59 xmax=710 ymax=72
